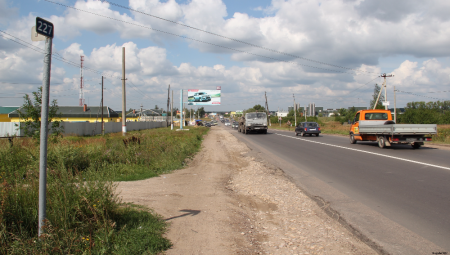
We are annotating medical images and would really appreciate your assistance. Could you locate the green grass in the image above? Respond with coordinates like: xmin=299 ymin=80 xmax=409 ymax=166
xmin=0 ymin=127 xmax=209 ymax=254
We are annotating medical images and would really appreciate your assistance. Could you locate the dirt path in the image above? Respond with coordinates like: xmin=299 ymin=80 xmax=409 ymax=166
xmin=117 ymin=127 xmax=376 ymax=254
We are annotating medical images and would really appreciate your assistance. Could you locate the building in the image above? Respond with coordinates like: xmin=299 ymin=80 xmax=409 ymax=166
xmin=0 ymin=107 xmax=19 ymax=122
xmin=126 ymin=109 xmax=165 ymax=122
xmin=8 ymin=105 xmax=119 ymax=123
xmin=276 ymin=111 xmax=289 ymax=117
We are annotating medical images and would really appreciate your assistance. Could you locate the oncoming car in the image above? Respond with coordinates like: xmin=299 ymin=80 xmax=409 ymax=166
xmin=193 ymin=92 xmax=211 ymax=102
xmin=295 ymin=122 xmax=321 ymax=136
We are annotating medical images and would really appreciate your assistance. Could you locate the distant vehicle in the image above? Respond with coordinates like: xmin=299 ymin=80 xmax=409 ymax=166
xmin=225 ymin=122 xmax=231 ymax=126
xmin=232 ymin=122 xmax=238 ymax=129
xmin=349 ymin=109 xmax=437 ymax=149
xmin=295 ymin=122 xmax=321 ymax=137
xmin=193 ymin=92 xmax=211 ymax=102
xmin=205 ymin=122 xmax=211 ymax=127
xmin=238 ymin=112 xmax=268 ymax=134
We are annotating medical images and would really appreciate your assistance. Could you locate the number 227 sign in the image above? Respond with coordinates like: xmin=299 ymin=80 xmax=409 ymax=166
xmin=36 ymin=17 xmax=54 ymax=38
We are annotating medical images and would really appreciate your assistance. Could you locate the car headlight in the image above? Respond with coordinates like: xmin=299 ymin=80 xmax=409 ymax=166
xmin=247 ymin=123 xmax=251 ymax=126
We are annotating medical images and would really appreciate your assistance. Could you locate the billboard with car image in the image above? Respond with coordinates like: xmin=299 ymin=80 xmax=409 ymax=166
xmin=187 ymin=89 xmax=221 ymax=106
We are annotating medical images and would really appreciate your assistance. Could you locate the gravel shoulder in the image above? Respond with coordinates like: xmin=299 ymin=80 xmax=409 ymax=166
xmin=116 ymin=127 xmax=376 ymax=254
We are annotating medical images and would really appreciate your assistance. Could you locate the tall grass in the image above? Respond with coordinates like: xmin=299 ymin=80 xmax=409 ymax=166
xmin=0 ymin=127 xmax=208 ymax=254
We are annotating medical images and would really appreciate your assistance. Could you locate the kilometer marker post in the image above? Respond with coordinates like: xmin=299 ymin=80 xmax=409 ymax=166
xmin=35 ymin=17 xmax=53 ymax=237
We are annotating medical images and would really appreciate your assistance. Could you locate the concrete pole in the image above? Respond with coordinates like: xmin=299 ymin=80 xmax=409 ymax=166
xmin=180 ymin=89 xmax=183 ymax=129
xmin=101 ymin=76 xmax=104 ymax=135
xmin=384 ymin=77 xmax=388 ymax=110
xmin=38 ymin=37 xmax=52 ymax=236
xmin=171 ymin=90 xmax=173 ymax=130
xmin=293 ymin=94 xmax=297 ymax=127
xmin=394 ymin=86 xmax=397 ymax=123
xmin=122 ymin=47 xmax=126 ymax=136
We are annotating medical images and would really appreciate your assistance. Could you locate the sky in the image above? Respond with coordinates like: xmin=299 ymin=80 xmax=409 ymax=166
xmin=1 ymin=0 xmax=450 ymax=113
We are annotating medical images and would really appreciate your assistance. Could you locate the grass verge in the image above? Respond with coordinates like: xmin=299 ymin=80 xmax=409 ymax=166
xmin=0 ymin=127 xmax=208 ymax=254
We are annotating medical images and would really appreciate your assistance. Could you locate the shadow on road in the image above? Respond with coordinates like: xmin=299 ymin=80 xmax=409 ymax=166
xmin=165 ymin=209 xmax=201 ymax=221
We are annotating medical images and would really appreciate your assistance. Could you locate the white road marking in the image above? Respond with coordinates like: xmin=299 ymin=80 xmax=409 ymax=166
xmin=275 ymin=133 xmax=450 ymax=171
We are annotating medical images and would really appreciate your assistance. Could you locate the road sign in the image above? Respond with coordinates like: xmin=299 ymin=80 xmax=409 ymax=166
xmin=382 ymin=101 xmax=390 ymax=106
xmin=278 ymin=117 xmax=282 ymax=121
xmin=36 ymin=17 xmax=54 ymax=38
xmin=31 ymin=26 xmax=46 ymax=41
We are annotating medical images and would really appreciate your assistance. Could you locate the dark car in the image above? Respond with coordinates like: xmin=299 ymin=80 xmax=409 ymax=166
xmin=205 ymin=122 xmax=211 ymax=127
xmin=295 ymin=122 xmax=321 ymax=136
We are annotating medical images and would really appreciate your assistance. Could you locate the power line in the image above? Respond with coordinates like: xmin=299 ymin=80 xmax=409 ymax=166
xmin=43 ymin=0 xmax=371 ymax=76
xmin=396 ymin=90 xmax=448 ymax=101
xmin=98 ymin=0 xmax=377 ymax=75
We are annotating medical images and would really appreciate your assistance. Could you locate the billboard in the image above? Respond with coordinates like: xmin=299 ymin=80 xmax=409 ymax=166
xmin=187 ymin=89 xmax=221 ymax=106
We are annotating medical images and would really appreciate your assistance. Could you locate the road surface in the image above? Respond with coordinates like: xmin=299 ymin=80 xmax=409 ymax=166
xmin=227 ymin=126 xmax=450 ymax=254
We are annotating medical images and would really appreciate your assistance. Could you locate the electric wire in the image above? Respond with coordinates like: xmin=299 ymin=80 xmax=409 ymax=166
xmin=43 ymin=0 xmax=371 ymax=76
xmin=96 ymin=0 xmax=377 ymax=75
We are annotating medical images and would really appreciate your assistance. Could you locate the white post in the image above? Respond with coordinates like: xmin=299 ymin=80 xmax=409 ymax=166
xmin=38 ymin=36 xmax=52 ymax=236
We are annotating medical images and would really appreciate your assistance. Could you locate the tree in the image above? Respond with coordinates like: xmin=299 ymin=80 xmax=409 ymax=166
xmin=16 ymin=86 xmax=63 ymax=139
xmin=370 ymin=83 xmax=385 ymax=109
xmin=245 ymin=104 xmax=265 ymax=113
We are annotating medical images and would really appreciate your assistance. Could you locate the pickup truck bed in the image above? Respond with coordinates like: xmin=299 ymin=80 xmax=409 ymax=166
xmin=358 ymin=121 xmax=437 ymax=135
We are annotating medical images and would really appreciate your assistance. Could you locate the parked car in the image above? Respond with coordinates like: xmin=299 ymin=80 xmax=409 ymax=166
xmin=193 ymin=92 xmax=211 ymax=102
xmin=295 ymin=122 xmax=321 ymax=136
xmin=205 ymin=122 xmax=211 ymax=127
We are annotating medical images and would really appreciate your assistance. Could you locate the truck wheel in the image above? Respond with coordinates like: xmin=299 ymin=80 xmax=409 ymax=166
xmin=378 ymin=136 xmax=386 ymax=148
xmin=411 ymin=143 xmax=421 ymax=149
xmin=264 ymin=130 xmax=267 ymax=134
xmin=350 ymin=134 xmax=357 ymax=144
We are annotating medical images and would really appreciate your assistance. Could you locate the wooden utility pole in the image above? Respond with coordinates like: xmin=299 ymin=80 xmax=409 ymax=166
xmin=101 ymin=76 xmax=104 ymax=135
xmin=293 ymin=93 xmax=297 ymax=127
xmin=265 ymin=91 xmax=271 ymax=126
xmin=122 ymin=47 xmax=126 ymax=136
xmin=167 ymin=84 xmax=170 ymax=127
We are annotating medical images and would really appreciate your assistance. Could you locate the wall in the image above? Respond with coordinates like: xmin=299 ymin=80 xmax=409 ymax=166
xmin=0 ymin=121 xmax=167 ymax=137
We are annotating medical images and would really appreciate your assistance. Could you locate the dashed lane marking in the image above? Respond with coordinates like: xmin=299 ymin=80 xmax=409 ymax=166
xmin=275 ymin=133 xmax=450 ymax=171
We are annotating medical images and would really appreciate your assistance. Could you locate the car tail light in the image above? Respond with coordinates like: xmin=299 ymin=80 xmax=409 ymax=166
xmin=425 ymin=138 xmax=432 ymax=141
xmin=318 ymin=127 xmax=321 ymax=131
xmin=304 ymin=128 xmax=307 ymax=131
xmin=392 ymin=138 xmax=400 ymax=141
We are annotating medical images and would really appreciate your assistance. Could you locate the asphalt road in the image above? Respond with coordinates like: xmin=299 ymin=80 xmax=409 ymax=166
xmin=224 ymin=125 xmax=450 ymax=254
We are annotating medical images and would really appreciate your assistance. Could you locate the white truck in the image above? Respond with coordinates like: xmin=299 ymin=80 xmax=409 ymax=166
xmin=238 ymin=112 xmax=268 ymax=134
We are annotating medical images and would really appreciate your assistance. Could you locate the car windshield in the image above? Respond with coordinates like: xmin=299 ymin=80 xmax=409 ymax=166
xmin=365 ymin=113 xmax=388 ymax=120
xmin=306 ymin=122 xmax=318 ymax=127
xmin=246 ymin=113 xmax=266 ymax=119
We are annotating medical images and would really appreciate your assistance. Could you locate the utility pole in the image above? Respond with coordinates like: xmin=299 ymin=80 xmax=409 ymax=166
xmin=121 ymin=47 xmax=126 ymax=136
xmin=167 ymin=84 xmax=170 ymax=127
xmin=180 ymin=89 xmax=183 ymax=130
xmin=374 ymin=73 xmax=394 ymax=110
xmin=171 ymin=90 xmax=174 ymax=130
xmin=293 ymin=94 xmax=297 ymax=127
xmin=394 ymin=86 xmax=397 ymax=123
xmin=265 ymin=91 xmax=271 ymax=126
xmin=101 ymin=76 xmax=104 ymax=135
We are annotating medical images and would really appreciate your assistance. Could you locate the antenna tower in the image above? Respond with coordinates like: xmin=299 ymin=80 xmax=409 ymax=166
xmin=79 ymin=56 xmax=85 ymax=106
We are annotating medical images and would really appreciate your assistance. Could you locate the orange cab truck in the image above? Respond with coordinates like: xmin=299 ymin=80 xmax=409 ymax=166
xmin=349 ymin=109 xmax=437 ymax=149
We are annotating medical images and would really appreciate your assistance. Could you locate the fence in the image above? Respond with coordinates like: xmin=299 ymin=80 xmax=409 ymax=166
xmin=0 ymin=121 xmax=167 ymax=137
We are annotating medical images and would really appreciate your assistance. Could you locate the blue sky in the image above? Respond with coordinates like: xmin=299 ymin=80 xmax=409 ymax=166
xmin=1 ymin=0 xmax=450 ymax=112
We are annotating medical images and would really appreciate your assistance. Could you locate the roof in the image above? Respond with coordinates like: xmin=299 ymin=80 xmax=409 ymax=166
xmin=9 ymin=106 xmax=119 ymax=118
xmin=0 ymin=107 xmax=19 ymax=114
xmin=126 ymin=109 xmax=163 ymax=117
